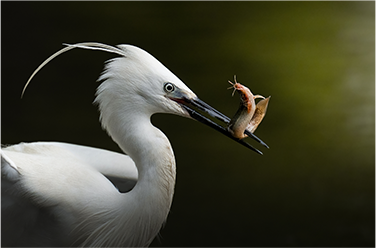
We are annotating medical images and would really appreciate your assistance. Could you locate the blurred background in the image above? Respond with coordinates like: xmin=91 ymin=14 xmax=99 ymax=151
xmin=1 ymin=2 xmax=374 ymax=247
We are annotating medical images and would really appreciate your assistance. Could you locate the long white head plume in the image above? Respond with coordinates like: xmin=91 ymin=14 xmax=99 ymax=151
xmin=21 ymin=42 xmax=128 ymax=98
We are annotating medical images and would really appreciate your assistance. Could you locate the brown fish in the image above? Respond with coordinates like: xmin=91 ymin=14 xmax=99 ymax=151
xmin=227 ymin=77 xmax=270 ymax=139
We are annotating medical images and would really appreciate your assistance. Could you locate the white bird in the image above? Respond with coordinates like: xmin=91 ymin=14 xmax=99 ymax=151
xmin=1 ymin=42 xmax=267 ymax=247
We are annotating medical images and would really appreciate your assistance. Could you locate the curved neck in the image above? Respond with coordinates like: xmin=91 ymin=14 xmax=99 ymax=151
xmin=95 ymin=95 xmax=176 ymax=246
xmin=117 ymin=114 xmax=176 ymax=197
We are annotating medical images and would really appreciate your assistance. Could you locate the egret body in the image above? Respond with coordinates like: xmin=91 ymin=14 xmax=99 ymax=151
xmin=1 ymin=43 xmax=266 ymax=247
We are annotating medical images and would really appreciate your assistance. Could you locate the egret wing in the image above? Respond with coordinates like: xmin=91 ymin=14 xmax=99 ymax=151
xmin=40 ymin=142 xmax=139 ymax=192
xmin=1 ymin=150 xmax=69 ymax=247
xmin=48 ymin=142 xmax=138 ymax=181
xmin=1 ymin=142 xmax=139 ymax=246
xmin=2 ymin=142 xmax=138 ymax=196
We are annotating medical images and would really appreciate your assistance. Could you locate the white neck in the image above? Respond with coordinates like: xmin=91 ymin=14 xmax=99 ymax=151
xmin=86 ymin=87 xmax=176 ymax=247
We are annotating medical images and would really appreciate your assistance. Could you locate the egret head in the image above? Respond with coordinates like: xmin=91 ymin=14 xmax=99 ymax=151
xmin=95 ymin=44 xmax=197 ymax=118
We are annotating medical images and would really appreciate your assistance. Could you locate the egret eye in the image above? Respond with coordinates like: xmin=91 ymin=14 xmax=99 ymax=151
xmin=164 ymin=82 xmax=175 ymax=93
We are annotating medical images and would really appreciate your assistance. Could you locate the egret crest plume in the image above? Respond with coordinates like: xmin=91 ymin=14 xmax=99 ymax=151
xmin=21 ymin=42 xmax=127 ymax=98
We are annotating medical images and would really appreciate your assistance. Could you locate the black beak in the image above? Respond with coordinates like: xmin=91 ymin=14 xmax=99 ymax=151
xmin=175 ymin=97 xmax=268 ymax=155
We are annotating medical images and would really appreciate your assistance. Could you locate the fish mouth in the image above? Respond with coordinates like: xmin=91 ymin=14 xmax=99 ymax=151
xmin=171 ymin=96 xmax=268 ymax=155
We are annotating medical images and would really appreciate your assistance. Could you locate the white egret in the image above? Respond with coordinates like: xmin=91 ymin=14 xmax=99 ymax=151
xmin=1 ymin=43 xmax=267 ymax=247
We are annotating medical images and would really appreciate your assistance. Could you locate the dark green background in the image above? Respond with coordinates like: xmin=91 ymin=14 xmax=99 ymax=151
xmin=1 ymin=2 xmax=374 ymax=247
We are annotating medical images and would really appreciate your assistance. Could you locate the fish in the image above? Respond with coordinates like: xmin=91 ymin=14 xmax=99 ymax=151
xmin=227 ymin=76 xmax=270 ymax=139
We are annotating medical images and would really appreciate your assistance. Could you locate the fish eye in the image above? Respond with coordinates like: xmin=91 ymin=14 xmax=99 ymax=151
xmin=164 ymin=82 xmax=175 ymax=93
